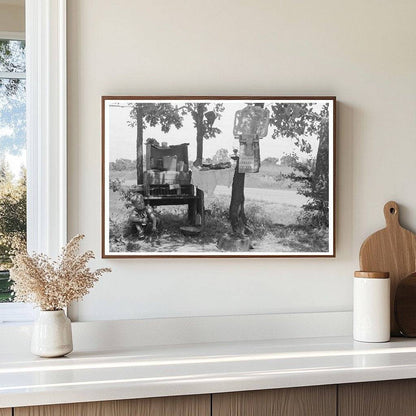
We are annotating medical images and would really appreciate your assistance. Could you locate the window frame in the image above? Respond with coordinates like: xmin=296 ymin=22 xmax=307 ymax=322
xmin=0 ymin=0 xmax=67 ymax=323
xmin=0 ymin=31 xmax=24 ymax=41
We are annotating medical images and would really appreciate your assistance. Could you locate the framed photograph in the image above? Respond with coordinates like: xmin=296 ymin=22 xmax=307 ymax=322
xmin=102 ymin=96 xmax=336 ymax=258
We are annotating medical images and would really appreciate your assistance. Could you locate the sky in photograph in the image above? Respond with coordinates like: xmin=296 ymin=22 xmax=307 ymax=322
xmin=108 ymin=101 xmax=324 ymax=164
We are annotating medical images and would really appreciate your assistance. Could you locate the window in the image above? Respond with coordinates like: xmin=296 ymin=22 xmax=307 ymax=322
xmin=0 ymin=1 xmax=67 ymax=323
xmin=0 ymin=34 xmax=26 ymax=306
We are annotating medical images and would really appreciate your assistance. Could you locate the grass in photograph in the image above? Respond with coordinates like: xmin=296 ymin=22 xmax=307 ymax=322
xmin=108 ymin=172 xmax=329 ymax=254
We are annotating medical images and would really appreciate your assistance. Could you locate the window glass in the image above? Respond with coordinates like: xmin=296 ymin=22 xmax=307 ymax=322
xmin=0 ymin=39 xmax=26 ymax=73
xmin=0 ymin=39 xmax=26 ymax=303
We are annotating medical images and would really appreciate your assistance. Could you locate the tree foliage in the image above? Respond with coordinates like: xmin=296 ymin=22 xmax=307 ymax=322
xmin=0 ymin=40 xmax=25 ymax=73
xmin=183 ymin=103 xmax=224 ymax=165
xmin=0 ymin=40 xmax=26 ymax=155
xmin=109 ymin=158 xmax=136 ymax=171
xmin=127 ymin=102 xmax=225 ymax=168
xmin=279 ymin=153 xmax=298 ymax=167
xmin=285 ymin=158 xmax=329 ymax=227
xmin=269 ymin=103 xmax=321 ymax=153
xmin=128 ymin=103 xmax=183 ymax=132
xmin=128 ymin=103 xmax=184 ymax=183
xmin=0 ymin=160 xmax=26 ymax=269
xmin=0 ymin=40 xmax=26 ymax=301
xmin=269 ymin=103 xmax=330 ymax=227
xmin=183 ymin=103 xmax=224 ymax=140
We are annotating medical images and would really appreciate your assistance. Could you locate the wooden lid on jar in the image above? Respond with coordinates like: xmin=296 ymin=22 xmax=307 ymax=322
xmin=354 ymin=271 xmax=390 ymax=279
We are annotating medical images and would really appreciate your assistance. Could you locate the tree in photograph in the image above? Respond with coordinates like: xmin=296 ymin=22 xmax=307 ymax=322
xmin=128 ymin=103 xmax=183 ymax=184
xmin=229 ymin=103 xmax=267 ymax=235
xmin=279 ymin=153 xmax=298 ymax=167
xmin=313 ymin=104 xmax=329 ymax=191
xmin=269 ymin=102 xmax=320 ymax=149
xmin=269 ymin=102 xmax=330 ymax=227
xmin=109 ymin=158 xmax=136 ymax=172
xmin=229 ymin=156 xmax=247 ymax=234
xmin=182 ymin=103 xmax=224 ymax=166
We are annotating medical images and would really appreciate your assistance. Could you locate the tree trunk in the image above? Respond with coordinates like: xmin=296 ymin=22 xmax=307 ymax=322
xmin=229 ymin=103 xmax=264 ymax=234
xmin=229 ymin=157 xmax=247 ymax=234
xmin=194 ymin=103 xmax=205 ymax=166
xmin=136 ymin=106 xmax=144 ymax=184
xmin=313 ymin=115 xmax=329 ymax=198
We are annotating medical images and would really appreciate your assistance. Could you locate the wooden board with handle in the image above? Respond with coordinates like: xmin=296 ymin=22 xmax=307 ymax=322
xmin=359 ymin=201 xmax=416 ymax=335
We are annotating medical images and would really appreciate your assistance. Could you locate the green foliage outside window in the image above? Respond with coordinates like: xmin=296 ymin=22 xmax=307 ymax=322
xmin=0 ymin=39 xmax=27 ymax=302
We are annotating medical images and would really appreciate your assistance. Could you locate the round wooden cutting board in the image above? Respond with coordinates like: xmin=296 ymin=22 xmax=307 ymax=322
xmin=359 ymin=201 xmax=416 ymax=336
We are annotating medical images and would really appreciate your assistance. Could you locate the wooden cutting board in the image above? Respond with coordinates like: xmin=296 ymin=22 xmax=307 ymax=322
xmin=359 ymin=201 xmax=416 ymax=335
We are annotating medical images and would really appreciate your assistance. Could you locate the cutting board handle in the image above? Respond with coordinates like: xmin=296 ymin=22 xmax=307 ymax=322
xmin=384 ymin=201 xmax=400 ymax=228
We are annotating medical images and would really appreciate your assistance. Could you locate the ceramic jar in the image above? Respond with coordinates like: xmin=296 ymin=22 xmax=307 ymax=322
xmin=31 ymin=310 xmax=73 ymax=357
xmin=353 ymin=271 xmax=390 ymax=343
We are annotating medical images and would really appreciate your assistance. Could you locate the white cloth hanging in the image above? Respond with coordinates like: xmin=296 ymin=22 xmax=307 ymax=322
xmin=191 ymin=167 xmax=234 ymax=196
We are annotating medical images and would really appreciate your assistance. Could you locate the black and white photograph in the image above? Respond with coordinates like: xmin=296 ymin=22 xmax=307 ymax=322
xmin=102 ymin=97 xmax=335 ymax=257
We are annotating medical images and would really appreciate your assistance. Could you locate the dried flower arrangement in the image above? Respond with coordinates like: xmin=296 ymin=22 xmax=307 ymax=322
xmin=10 ymin=234 xmax=111 ymax=311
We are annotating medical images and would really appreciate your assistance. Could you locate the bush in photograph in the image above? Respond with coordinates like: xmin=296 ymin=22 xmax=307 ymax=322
xmin=269 ymin=103 xmax=330 ymax=228
xmin=285 ymin=157 xmax=329 ymax=228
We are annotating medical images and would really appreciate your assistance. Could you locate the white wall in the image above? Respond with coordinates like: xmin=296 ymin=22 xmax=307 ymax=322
xmin=67 ymin=0 xmax=416 ymax=321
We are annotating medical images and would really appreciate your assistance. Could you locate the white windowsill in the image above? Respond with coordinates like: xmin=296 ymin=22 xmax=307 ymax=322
xmin=0 ymin=303 xmax=35 ymax=324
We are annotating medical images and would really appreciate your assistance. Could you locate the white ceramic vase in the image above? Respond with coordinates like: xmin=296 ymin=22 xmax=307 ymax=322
xmin=31 ymin=310 xmax=73 ymax=358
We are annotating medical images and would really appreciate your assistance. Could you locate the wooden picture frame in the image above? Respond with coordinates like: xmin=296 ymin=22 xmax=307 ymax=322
xmin=102 ymin=96 xmax=336 ymax=258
